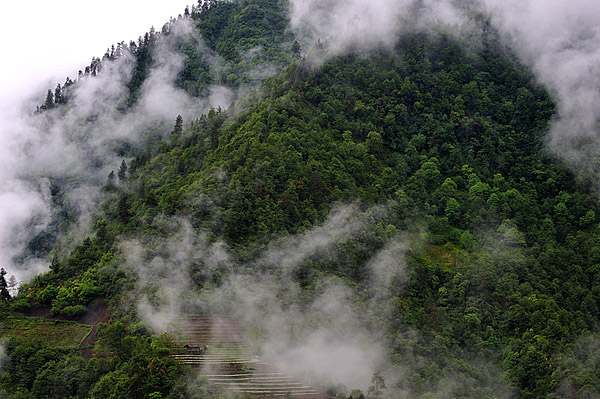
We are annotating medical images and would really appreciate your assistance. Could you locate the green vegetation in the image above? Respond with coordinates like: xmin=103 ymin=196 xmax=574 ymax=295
xmin=0 ymin=322 xmax=184 ymax=399
xmin=0 ymin=316 xmax=91 ymax=348
xmin=5 ymin=0 xmax=600 ymax=398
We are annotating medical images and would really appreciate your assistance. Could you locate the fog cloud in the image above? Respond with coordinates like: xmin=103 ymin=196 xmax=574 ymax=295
xmin=233 ymin=277 xmax=389 ymax=391
xmin=289 ymin=0 xmax=472 ymax=62
xmin=121 ymin=205 xmax=513 ymax=396
xmin=259 ymin=203 xmax=363 ymax=273
xmin=118 ymin=206 xmax=402 ymax=392
xmin=480 ymin=0 xmax=600 ymax=181
xmin=122 ymin=217 xmax=232 ymax=332
xmin=291 ymin=0 xmax=600 ymax=185
xmin=0 ymin=179 xmax=51 ymax=281
xmin=0 ymin=18 xmax=238 ymax=282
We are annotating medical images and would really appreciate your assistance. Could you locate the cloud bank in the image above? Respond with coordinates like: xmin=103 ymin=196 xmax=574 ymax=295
xmin=122 ymin=205 xmax=513 ymax=397
xmin=481 ymin=0 xmax=600 ymax=180
xmin=121 ymin=206 xmax=401 ymax=392
xmin=289 ymin=0 xmax=473 ymax=61
xmin=0 ymin=18 xmax=235 ymax=282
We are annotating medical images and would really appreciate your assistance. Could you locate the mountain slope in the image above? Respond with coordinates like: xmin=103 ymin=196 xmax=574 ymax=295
xmin=3 ymin=2 xmax=600 ymax=399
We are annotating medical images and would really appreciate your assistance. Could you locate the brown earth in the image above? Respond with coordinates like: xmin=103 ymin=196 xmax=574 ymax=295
xmin=78 ymin=302 xmax=110 ymax=359
xmin=20 ymin=301 xmax=109 ymax=359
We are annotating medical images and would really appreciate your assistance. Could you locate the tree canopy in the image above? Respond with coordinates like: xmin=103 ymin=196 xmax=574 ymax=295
xmin=4 ymin=1 xmax=600 ymax=399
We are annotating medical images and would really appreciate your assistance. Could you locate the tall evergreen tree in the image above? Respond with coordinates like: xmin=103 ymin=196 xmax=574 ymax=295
xmin=117 ymin=160 xmax=128 ymax=182
xmin=172 ymin=115 xmax=184 ymax=137
xmin=44 ymin=89 xmax=54 ymax=110
xmin=54 ymin=83 xmax=63 ymax=104
xmin=7 ymin=275 xmax=17 ymax=297
xmin=106 ymin=170 xmax=116 ymax=190
xmin=292 ymin=40 xmax=301 ymax=59
xmin=0 ymin=268 xmax=10 ymax=301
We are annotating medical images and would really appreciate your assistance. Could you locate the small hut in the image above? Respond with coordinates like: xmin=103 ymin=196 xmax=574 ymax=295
xmin=184 ymin=344 xmax=201 ymax=355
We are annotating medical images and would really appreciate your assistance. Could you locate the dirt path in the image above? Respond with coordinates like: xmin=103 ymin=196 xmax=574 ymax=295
xmin=78 ymin=302 xmax=110 ymax=359
xmin=21 ymin=301 xmax=109 ymax=359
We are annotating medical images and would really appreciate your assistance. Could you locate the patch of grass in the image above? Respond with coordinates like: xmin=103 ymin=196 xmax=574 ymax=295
xmin=424 ymin=244 xmax=464 ymax=269
xmin=0 ymin=316 xmax=92 ymax=348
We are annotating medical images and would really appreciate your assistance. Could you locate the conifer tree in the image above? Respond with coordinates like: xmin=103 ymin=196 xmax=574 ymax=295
xmin=292 ymin=40 xmax=301 ymax=59
xmin=7 ymin=275 xmax=17 ymax=297
xmin=172 ymin=115 xmax=183 ymax=137
xmin=54 ymin=83 xmax=63 ymax=104
xmin=107 ymin=170 xmax=116 ymax=189
xmin=0 ymin=268 xmax=10 ymax=301
xmin=50 ymin=257 xmax=60 ymax=274
xmin=366 ymin=371 xmax=386 ymax=399
xmin=44 ymin=89 xmax=54 ymax=110
xmin=117 ymin=160 xmax=128 ymax=182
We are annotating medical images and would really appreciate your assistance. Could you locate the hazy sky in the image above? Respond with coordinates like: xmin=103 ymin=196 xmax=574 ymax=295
xmin=0 ymin=1 xmax=192 ymax=110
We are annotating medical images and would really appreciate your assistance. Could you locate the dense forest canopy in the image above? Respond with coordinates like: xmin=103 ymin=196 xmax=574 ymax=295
xmin=2 ymin=1 xmax=600 ymax=398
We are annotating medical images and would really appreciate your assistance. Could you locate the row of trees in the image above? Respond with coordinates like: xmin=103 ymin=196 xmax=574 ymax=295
xmin=35 ymin=0 xmax=292 ymax=112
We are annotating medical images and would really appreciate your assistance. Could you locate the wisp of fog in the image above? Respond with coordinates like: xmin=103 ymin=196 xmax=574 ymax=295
xmin=0 ymin=0 xmax=597 ymax=396
xmin=0 ymin=18 xmax=233 ymax=283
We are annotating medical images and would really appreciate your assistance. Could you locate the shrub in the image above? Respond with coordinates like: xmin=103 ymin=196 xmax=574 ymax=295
xmin=62 ymin=305 xmax=86 ymax=318
xmin=38 ymin=285 xmax=58 ymax=304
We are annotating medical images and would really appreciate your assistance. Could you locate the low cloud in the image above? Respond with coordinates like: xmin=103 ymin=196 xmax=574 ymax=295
xmin=259 ymin=203 xmax=363 ymax=273
xmin=367 ymin=236 xmax=408 ymax=297
xmin=122 ymin=218 xmax=231 ymax=332
xmin=119 ymin=205 xmax=402 ymax=392
xmin=480 ymin=0 xmax=600 ymax=183
xmin=234 ymin=277 xmax=389 ymax=391
xmin=289 ymin=0 xmax=473 ymax=64
xmin=119 ymin=205 xmax=514 ymax=396
xmin=0 ymin=178 xmax=52 ymax=281
xmin=0 ymin=18 xmax=254 ymax=282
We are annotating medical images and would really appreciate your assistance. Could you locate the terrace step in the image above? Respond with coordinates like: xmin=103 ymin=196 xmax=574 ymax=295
xmin=167 ymin=316 xmax=329 ymax=399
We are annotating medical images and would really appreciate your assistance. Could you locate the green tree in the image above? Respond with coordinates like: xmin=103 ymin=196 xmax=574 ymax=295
xmin=0 ymin=268 xmax=10 ymax=300
xmin=171 ymin=115 xmax=183 ymax=138
xmin=367 ymin=370 xmax=386 ymax=399
xmin=106 ymin=171 xmax=116 ymax=191
xmin=44 ymin=89 xmax=54 ymax=110
xmin=292 ymin=40 xmax=301 ymax=59
xmin=117 ymin=160 xmax=128 ymax=183
xmin=7 ymin=275 xmax=17 ymax=297
xmin=349 ymin=389 xmax=365 ymax=399
xmin=445 ymin=197 xmax=461 ymax=226
xmin=54 ymin=83 xmax=63 ymax=104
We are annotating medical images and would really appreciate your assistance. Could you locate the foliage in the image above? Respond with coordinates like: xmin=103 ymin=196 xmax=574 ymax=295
xmin=106 ymin=31 xmax=600 ymax=398
xmin=0 ymin=317 xmax=91 ymax=348
xmin=0 ymin=322 xmax=183 ymax=399
xmin=7 ymin=1 xmax=600 ymax=399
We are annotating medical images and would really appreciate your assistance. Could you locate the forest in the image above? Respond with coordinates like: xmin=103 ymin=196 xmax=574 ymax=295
xmin=2 ymin=0 xmax=600 ymax=398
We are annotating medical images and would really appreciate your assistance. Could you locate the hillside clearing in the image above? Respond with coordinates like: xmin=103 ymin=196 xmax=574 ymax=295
xmin=0 ymin=316 xmax=92 ymax=348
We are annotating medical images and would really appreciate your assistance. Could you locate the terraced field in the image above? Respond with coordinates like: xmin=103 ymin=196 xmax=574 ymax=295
xmin=0 ymin=316 xmax=92 ymax=348
xmin=168 ymin=316 xmax=327 ymax=398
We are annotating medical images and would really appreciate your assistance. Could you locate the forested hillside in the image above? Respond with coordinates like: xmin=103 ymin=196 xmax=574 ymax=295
xmin=2 ymin=1 xmax=600 ymax=398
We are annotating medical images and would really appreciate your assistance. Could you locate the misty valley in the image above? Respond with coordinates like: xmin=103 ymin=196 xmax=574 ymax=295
xmin=2 ymin=1 xmax=600 ymax=398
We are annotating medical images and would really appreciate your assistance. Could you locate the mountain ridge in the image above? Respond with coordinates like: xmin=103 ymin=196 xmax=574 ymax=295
xmin=2 ymin=1 xmax=600 ymax=399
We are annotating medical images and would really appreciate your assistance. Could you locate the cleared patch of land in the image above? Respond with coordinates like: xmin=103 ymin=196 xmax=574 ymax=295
xmin=168 ymin=316 xmax=328 ymax=398
xmin=0 ymin=316 xmax=92 ymax=348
